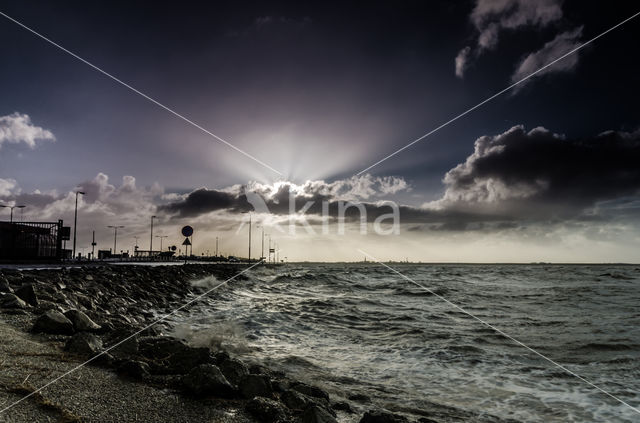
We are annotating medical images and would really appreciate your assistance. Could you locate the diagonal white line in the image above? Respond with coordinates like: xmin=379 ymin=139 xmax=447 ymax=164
xmin=357 ymin=10 xmax=640 ymax=176
xmin=0 ymin=261 xmax=262 ymax=414
xmin=0 ymin=11 xmax=284 ymax=177
xmin=357 ymin=248 xmax=640 ymax=416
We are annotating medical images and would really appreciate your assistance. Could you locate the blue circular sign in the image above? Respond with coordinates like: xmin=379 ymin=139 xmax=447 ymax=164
xmin=181 ymin=225 xmax=193 ymax=237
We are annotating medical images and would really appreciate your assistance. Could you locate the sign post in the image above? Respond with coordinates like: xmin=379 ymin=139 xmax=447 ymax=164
xmin=181 ymin=226 xmax=194 ymax=264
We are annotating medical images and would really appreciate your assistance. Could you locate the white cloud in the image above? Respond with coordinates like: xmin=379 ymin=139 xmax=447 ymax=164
xmin=247 ymin=174 xmax=409 ymax=202
xmin=470 ymin=0 xmax=563 ymax=49
xmin=0 ymin=113 xmax=55 ymax=150
xmin=0 ymin=178 xmax=19 ymax=197
xmin=455 ymin=46 xmax=472 ymax=78
xmin=511 ymin=26 xmax=583 ymax=86
xmin=455 ymin=0 xmax=564 ymax=78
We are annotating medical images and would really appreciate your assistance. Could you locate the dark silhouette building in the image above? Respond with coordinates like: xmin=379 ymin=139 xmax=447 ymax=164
xmin=0 ymin=220 xmax=66 ymax=261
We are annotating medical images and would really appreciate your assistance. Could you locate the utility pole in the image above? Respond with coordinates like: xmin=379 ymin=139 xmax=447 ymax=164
xmin=248 ymin=214 xmax=252 ymax=262
xmin=72 ymin=191 xmax=84 ymax=260
xmin=107 ymin=225 xmax=124 ymax=255
xmin=91 ymin=230 xmax=96 ymax=260
xmin=267 ymin=234 xmax=271 ymax=264
xmin=155 ymin=235 xmax=168 ymax=251
xmin=261 ymin=226 xmax=264 ymax=262
xmin=150 ymin=215 xmax=157 ymax=258
xmin=215 ymin=237 xmax=218 ymax=256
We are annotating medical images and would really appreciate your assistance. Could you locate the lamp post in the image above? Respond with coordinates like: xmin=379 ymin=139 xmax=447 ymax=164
xmin=150 ymin=215 xmax=157 ymax=258
xmin=107 ymin=225 xmax=124 ymax=255
xmin=266 ymin=234 xmax=272 ymax=264
xmin=155 ymin=235 xmax=168 ymax=251
xmin=0 ymin=204 xmax=26 ymax=224
xmin=72 ymin=191 xmax=85 ymax=260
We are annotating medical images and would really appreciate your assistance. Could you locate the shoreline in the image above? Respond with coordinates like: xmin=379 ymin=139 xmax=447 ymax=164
xmin=0 ymin=264 xmax=516 ymax=423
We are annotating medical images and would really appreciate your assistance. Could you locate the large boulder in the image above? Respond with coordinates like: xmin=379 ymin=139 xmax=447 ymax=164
xmin=32 ymin=310 xmax=74 ymax=335
xmin=300 ymin=405 xmax=339 ymax=423
xmin=64 ymin=309 xmax=101 ymax=332
xmin=138 ymin=336 xmax=215 ymax=374
xmin=117 ymin=359 xmax=150 ymax=380
xmin=0 ymin=279 xmax=13 ymax=293
xmin=291 ymin=382 xmax=330 ymax=401
xmin=359 ymin=410 xmax=409 ymax=423
xmin=282 ymin=389 xmax=312 ymax=411
xmin=218 ymin=357 xmax=250 ymax=386
xmin=15 ymin=284 xmax=38 ymax=307
xmin=1 ymin=293 xmax=27 ymax=309
xmin=332 ymin=402 xmax=355 ymax=414
xmin=245 ymin=397 xmax=286 ymax=423
xmin=65 ymin=332 xmax=103 ymax=356
xmin=182 ymin=364 xmax=235 ymax=397
xmin=239 ymin=374 xmax=273 ymax=399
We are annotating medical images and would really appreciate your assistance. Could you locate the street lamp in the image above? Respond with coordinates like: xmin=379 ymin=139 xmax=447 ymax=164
xmin=0 ymin=204 xmax=26 ymax=224
xmin=155 ymin=235 xmax=168 ymax=251
xmin=72 ymin=191 xmax=85 ymax=260
xmin=107 ymin=225 xmax=124 ymax=255
xmin=150 ymin=215 xmax=157 ymax=257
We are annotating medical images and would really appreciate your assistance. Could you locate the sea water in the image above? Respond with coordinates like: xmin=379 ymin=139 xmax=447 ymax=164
xmin=171 ymin=264 xmax=640 ymax=422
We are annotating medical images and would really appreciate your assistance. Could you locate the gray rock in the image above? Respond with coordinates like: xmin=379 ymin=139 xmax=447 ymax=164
xmin=239 ymin=374 xmax=273 ymax=399
xmin=332 ymin=402 xmax=355 ymax=413
xmin=65 ymin=332 xmax=103 ymax=356
xmin=292 ymin=382 xmax=330 ymax=401
xmin=282 ymin=389 xmax=312 ymax=410
xmin=182 ymin=364 xmax=235 ymax=397
xmin=300 ymin=405 xmax=338 ymax=423
xmin=64 ymin=309 xmax=102 ymax=332
xmin=1 ymin=293 xmax=27 ymax=309
xmin=32 ymin=310 xmax=74 ymax=335
xmin=138 ymin=336 xmax=214 ymax=374
xmin=0 ymin=280 xmax=13 ymax=293
xmin=218 ymin=357 xmax=249 ymax=386
xmin=245 ymin=397 xmax=286 ymax=423
xmin=359 ymin=410 xmax=409 ymax=423
xmin=117 ymin=360 xmax=150 ymax=379
xmin=15 ymin=284 xmax=38 ymax=307
xmin=35 ymin=300 xmax=64 ymax=313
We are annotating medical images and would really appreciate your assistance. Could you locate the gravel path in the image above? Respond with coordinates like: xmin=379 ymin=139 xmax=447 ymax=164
xmin=0 ymin=314 xmax=253 ymax=423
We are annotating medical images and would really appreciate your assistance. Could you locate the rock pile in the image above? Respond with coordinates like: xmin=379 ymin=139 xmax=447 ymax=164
xmin=0 ymin=265 xmax=446 ymax=423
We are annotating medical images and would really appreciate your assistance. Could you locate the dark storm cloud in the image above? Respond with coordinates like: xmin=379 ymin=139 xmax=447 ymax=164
xmin=159 ymin=176 xmax=508 ymax=229
xmin=160 ymin=188 xmax=251 ymax=216
xmin=455 ymin=0 xmax=587 ymax=88
xmin=434 ymin=125 xmax=640 ymax=217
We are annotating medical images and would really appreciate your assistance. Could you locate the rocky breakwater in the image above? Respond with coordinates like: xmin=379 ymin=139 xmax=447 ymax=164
xmin=0 ymin=264 xmax=423 ymax=423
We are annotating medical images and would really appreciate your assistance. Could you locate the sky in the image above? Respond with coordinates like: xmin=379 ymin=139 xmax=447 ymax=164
xmin=0 ymin=0 xmax=639 ymax=262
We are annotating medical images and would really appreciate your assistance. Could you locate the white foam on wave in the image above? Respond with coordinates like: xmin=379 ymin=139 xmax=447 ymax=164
xmin=190 ymin=275 xmax=223 ymax=289
xmin=170 ymin=322 xmax=250 ymax=354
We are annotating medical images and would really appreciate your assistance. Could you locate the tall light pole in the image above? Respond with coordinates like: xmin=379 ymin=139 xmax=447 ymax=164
xmin=266 ymin=234 xmax=272 ymax=264
xmin=72 ymin=191 xmax=84 ymax=260
xmin=248 ymin=214 xmax=252 ymax=262
xmin=1 ymin=204 xmax=26 ymax=224
xmin=91 ymin=230 xmax=96 ymax=260
xmin=107 ymin=225 xmax=124 ymax=254
xmin=155 ymin=235 xmax=168 ymax=251
xmin=150 ymin=215 xmax=157 ymax=258
xmin=261 ymin=226 xmax=265 ymax=262
xmin=215 ymin=237 xmax=218 ymax=256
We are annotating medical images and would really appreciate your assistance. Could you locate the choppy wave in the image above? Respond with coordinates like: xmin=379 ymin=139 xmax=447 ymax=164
xmin=170 ymin=264 xmax=640 ymax=422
